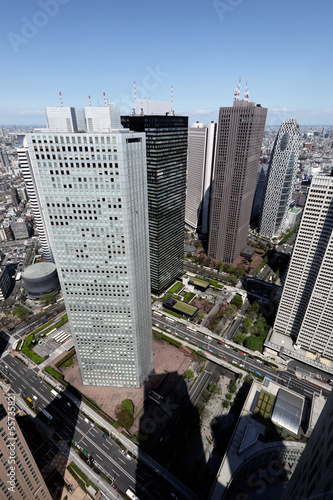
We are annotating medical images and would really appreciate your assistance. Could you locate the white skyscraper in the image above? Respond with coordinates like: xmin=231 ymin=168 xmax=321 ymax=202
xmin=22 ymin=105 xmax=153 ymax=387
xmin=259 ymin=119 xmax=300 ymax=239
xmin=185 ymin=122 xmax=217 ymax=234
xmin=274 ymin=173 xmax=333 ymax=358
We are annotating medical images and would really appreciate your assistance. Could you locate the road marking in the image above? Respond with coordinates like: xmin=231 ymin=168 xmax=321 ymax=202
xmin=5 ymin=386 xmax=11 ymax=393
xmin=96 ymin=454 xmax=103 ymax=460
xmin=112 ymin=470 xmax=120 ymax=476
xmin=102 ymin=443 xmax=109 ymax=449
xmin=118 ymin=458 xmax=125 ymax=464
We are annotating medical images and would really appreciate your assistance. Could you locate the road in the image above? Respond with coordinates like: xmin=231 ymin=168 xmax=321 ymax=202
xmin=0 ymin=354 xmax=195 ymax=500
xmin=152 ymin=314 xmax=331 ymax=399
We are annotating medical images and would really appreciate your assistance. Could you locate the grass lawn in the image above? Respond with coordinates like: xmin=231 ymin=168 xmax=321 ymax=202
xmin=191 ymin=277 xmax=210 ymax=288
xmin=184 ymin=292 xmax=196 ymax=303
xmin=168 ymin=282 xmax=185 ymax=294
xmin=172 ymin=299 xmax=198 ymax=315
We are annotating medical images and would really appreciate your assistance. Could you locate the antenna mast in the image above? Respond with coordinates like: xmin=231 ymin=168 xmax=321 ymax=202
xmin=133 ymin=81 xmax=136 ymax=101
xmin=59 ymin=91 xmax=63 ymax=107
xmin=244 ymin=80 xmax=249 ymax=101
xmin=88 ymin=95 xmax=91 ymax=107
xmin=103 ymin=92 xmax=106 ymax=107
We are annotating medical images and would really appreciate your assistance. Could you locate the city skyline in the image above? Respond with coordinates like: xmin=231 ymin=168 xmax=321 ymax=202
xmin=0 ymin=0 xmax=332 ymax=125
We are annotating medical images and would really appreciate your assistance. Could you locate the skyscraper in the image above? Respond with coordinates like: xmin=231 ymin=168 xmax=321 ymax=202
xmin=22 ymin=105 xmax=153 ymax=388
xmin=17 ymin=140 xmax=54 ymax=261
xmin=0 ymin=391 xmax=52 ymax=499
xmin=185 ymin=122 xmax=217 ymax=234
xmin=274 ymin=173 xmax=333 ymax=357
xmin=259 ymin=119 xmax=300 ymax=238
xmin=208 ymin=99 xmax=267 ymax=264
xmin=121 ymin=100 xmax=188 ymax=295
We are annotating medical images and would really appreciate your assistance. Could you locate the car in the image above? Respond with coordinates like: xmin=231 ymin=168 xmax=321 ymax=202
xmin=89 ymin=456 xmax=94 ymax=463
xmin=224 ymin=345 xmax=230 ymax=349
xmin=200 ymin=346 xmax=205 ymax=349
xmin=185 ymin=337 xmax=189 ymax=341
xmin=220 ymin=357 xmax=227 ymax=362
xmin=240 ymin=351 xmax=245 ymax=355
xmin=239 ymin=363 xmax=245 ymax=368
xmin=102 ymin=434 xmax=108 ymax=440
xmin=217 ymin=340 xmax=225 ymax=344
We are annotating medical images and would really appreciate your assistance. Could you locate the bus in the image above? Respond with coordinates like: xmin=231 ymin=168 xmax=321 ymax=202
xmin=60 ymin=334 xmax=71 ymax=344
xmin=46 ymin=328 xmax=57 ymax=337
xmin=51 ymin=389 xmax=62 ymax=399
xmin=56 ymin=297 xmax=64 ymax=303
xmin=186 ymin=325 xmax=196 ymax=332
xmin=166 ymin=317 xmax=175 ymax=323
xmin=53 ymin=331 xmax=64 ymax=342
xmin=56 ymin=333 xmax=67 ymax=343
xmin=153 ymin=312 xmax=162 ymax=318
xmin=126 ymin=489 xmax=140 ymax=500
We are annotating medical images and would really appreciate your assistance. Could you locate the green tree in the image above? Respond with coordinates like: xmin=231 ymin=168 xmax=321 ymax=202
xmin=117 ymin=410 xmax=133 ymax=430
xmin=120 ymin=399 xmax=134 ymax=416
xmin=244 ymin=335 xmax=262 ymax=352
xmin=13 ymin=305 xmax=29 ymax=321
xmin=231 ymin=295 xmax=243 ymax=308
xmin=242 ymin=317 xmax=253 ymax=333
xmin=234 ymin=333 xmax=246 ymax=345
xmin=198 ymin=254 xmax=205 ymax=265
xmin=205 ymin=257 xmax=211 ymax=267
xmin=216 ymin=262 xmax=224 ymax=271
xmin=40 ymin=293 xmax=55 ymax=306
xmin=225 ymin=304 xmax=237 ymax=319
xmin=184 ymin=369 xmax=194 ymax=379
xmin=248 ymin=302 xmax=259 ymax=319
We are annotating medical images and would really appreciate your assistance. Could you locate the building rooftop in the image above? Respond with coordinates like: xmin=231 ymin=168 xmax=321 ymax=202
xmin=22 ymin=262 xmax=57 ymax=280
xmin=271 ymin=388 xmax=304 ymax=436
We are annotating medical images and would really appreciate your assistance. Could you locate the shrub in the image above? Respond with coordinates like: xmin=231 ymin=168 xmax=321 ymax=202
xmin=234 ymin=333 xmax=246 ymax=344
xmin=117 ymin=410 xmax=133 ymax=430
xmin=120 ymin=399 xmax=134 ymax=416
xmin=223 ymin=401 xmax=229 ymax=408
xmin=231 ymin=295 xmax=243 ymax=307
xmin=184 ymin=369 xmax=194 ymax=379
xmin=226 ymin=393 xmax=232 ymax=400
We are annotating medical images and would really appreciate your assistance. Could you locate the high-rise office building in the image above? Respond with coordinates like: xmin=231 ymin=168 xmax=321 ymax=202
xmin=208 ymin=99 xmax=267 ymax=264
xmin=274 ymin=173 xmax=333 ymax=357
xmin=0 ymin=391 xmax=52 ymax=499
xmin=122 ymin=100 xmax=188 ymax=295
xmin=22 ymin=105 xmax=153 ymax=387
xmin=250 ymin=162 xmax=270 ymax=228
xmin=185 ymin=122 xmax=217 ymax=234
xmin=259 ymin=119 xmax=300 ymax=238
xmin=17 ymin=140 xmax=53 ymax=262
xmin=283 ymin=390 xmax=333 ymax=499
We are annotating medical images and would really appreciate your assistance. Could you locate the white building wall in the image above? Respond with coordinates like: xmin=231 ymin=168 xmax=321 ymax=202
xmin=274 ymin=174 xmax=333 ymax=357
xmin=24 ymin=110 xmax=153 ymax=387
xmin=259 ymin=119 xmax=300 ymax=239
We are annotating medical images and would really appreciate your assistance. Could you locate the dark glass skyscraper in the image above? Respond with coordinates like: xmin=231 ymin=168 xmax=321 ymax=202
xmin=208 ymin=100 xmax=267 ymax=264
xmin=122 ymin=103 xmax=188 ymax=294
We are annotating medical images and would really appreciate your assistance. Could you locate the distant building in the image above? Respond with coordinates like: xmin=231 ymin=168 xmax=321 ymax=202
xmin=2 ymin=222 xmax=13 ymax=241
xmin=22 ymin=262 xmax=60 ymax=298
xmin=11 ymin=218 xmax=30 ymax=240
xmin=10 ymin=187 xmax=20 ymax=208
xmin=0 ymin=391 xmax=52 ymax=499
xmin=259 ymin=120 xmax=300 ymax=239
xmin=273 ymin=173 xmax=333 ymax=357
xmin=250 ymin=162 xmax=270 ymax=228
xmin=0 ymin=266 xmax=11 ymax=300
xmin=185 ymin=122 xmax=217 ymax=234
xmin=122 ymin=100 xmax=188 ymax=294
xmin=208 ymin=99 xmax=267 ymax=264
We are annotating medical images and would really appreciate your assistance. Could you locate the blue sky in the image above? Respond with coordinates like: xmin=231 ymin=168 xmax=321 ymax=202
xmin=1 ymin=0 xmax=332 ymax=126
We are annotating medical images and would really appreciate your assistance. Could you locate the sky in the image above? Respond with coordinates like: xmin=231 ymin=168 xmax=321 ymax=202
xmin=0 ymin=0 xmax=332 ymax=126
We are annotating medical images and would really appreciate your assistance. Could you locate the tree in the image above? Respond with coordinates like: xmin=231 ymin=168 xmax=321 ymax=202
xmin=248 ymin=302 xmax=259 ymax=319
xmin=205 ymin=257 xmax=211 ymax=267
xmin=231 ymin=295 xmax=243 ymax=308
xmin=225 ymin=304 xmax=237 ymax=319
xmin=120 ymin=399 xmax=134 ymax=416
xmin=242 ymin=317 xmax=253 ymax=333
xmin=198 ymin=254 xmax=205 ymax=265
xmin=244 ymin=335 xmax=262 ymax=352
xmin=234 ymin=333 xmax=246 ymax=345
xmin=116 ymin=410 xmax=133 ymax=430
xmin=40 ymin=293 xmax=55 ymax=306
xmin=216 ymin=262 xmax=224 ymax=271
xmin=184 ymin=369 xmax=194 ymax=379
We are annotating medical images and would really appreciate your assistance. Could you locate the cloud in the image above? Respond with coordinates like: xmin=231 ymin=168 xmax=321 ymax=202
xmin=196 ymin=109 xmax=213 ymax=115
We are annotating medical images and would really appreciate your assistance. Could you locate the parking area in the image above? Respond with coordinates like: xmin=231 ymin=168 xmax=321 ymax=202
xmin=33 ymin=323 xmax=72 ymax=358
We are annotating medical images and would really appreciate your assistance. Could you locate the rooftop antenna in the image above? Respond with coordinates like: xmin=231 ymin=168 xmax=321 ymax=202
xmin=134 ymin=81 xmax=136 ymax=102
xmin=171 ymin=85 xmax=173 ymax=106
xmin=59 ymin=91 xmax=63 ymax=107
xmin=103 ymin=92 xmax=106 ymax=107
xmin=233 ymin=83 xmax=238 ymax=101
xmin=244 ymin=80 xmax=249 ymax=102
xmin=88 ymin=95 xmax=91 ymax=107
xmin=237 ymin=76 xmax=241 ymax=100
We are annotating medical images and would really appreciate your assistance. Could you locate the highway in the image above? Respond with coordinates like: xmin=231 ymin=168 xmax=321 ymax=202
xmin=152 ymin=314 xmax=331 ymax=399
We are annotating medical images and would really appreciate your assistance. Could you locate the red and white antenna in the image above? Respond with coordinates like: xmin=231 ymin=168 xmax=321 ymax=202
xmin=237 ymin=76 xmax=241 ymax=99
xmin=88 ymin=95 xmax=91 ymax=107
xmin=103 ymin=92 xmax=106 ymax=107
xmin=234 ymin=85 xmax=238 ymax=101
xmin=244 ymin=80 xmax=249 ymax=102
xmin=133 ymin=81 xmax=136 ymax=101
xmin=59 ymin=91 xmax=63 ymax=107
xmin=171 ymin=85 xmax=174 ymax=106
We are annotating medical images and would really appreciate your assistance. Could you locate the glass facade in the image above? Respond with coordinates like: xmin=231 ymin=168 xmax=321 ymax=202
xmin=121 ymin=115 xmax=188 ymax=294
